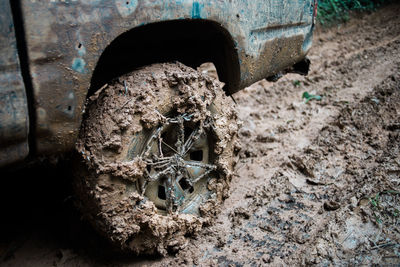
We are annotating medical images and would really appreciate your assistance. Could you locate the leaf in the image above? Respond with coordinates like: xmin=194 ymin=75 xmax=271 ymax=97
xmin=302 ymin=91 xmax=322 ymax=103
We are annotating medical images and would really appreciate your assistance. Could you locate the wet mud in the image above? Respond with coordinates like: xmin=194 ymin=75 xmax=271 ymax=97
xmin=1 ymin=3 xmax=400 ymax=266
xmin=155 ymin=4 xmax=400 ymax=266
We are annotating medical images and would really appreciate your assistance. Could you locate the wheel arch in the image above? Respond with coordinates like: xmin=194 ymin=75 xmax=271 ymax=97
xmin=88 ymin=19 xmax=240 ymax=98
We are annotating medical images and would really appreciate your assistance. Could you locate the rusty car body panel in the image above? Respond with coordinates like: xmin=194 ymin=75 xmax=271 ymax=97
xmin=0 ymin=0 xmax=29 ymax=166
xmin=0 ymin=0 xmax=316 ymax=166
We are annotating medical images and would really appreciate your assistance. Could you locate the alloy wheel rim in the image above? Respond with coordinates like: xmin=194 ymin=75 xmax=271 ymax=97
xmin=132 ymin=113 xmax=217 ymax=214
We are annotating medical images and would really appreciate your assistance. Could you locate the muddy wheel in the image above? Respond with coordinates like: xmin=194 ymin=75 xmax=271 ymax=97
xmin=73 ymin=62 xmax=239 ymax=255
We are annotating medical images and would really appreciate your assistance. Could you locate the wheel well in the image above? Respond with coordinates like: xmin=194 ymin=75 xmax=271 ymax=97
xmin=89 ymin=20 xmax=240 ymax=96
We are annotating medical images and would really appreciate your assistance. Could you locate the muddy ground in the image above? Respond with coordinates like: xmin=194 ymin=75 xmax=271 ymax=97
xmin=1 ymin=3 xmax=400 ymax=266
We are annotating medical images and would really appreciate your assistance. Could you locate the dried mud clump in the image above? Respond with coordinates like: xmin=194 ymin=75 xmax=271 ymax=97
xmin=73 ymin=62 xmax=239 ymax=255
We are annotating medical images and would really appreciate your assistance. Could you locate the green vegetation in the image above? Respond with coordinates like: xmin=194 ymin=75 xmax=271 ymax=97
xmin=293 ymin=80 xmax=301 ymax=87
xmin=302 ymin=91 xmax=322 ymax=103
xmin=317 ymin=0 xmax=390 ymax=25
xmin=369 ymin=190 xmax=399 ymax=225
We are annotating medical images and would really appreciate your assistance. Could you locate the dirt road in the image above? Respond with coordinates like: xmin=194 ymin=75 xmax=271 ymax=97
xmin=1 ymin=3 xmax=400 ymax=266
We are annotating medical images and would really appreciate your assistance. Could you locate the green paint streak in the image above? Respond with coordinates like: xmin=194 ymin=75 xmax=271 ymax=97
xmin=191 ymin=2 xmax=202 ymax=19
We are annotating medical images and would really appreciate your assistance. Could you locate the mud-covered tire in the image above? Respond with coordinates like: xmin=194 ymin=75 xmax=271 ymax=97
xmin=73 ymin=62 xmax=239 ymax=255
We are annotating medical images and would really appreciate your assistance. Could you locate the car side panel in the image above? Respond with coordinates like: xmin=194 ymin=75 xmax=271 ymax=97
xmin=0 ymin=0 xmax=29 ymax=167
xmin=20 ymin=0 xmax=314 ymax=155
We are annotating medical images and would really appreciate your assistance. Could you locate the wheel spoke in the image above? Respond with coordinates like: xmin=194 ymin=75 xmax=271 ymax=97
xmin=165 ymin=174 xmax=176 ymax=214
xmin=144 ymin=156 xmax=173 ymax=176
xmin=184 ymin=160 xmax=217 ymax=184
xmin=184 ymin=160 xmax=217 ymax=170
xmin=148 ymin=166 xmax=173 ymax=182
xmin=182 ymin=168 xmax=194 ymax=187
xmin=175 ymin=116 xmax=185 ymax=154
xmin=174 ymin=170 xmax=187 ymax=197
xmin=141 ymin=125 xmax=165 ymax=157
xmin=157 ymin=130 xmax=164 ymax=158
xmin=145 ymin=156 xmax=173 ymax=166
xmin=183 ymin=126 xmax=203 ymax=155
xmin=140 ymin=179 xmax=148 ymax=196
xmin=161 ymin=140 xmax=179 ymax=154
xmin=186 ymin=166 xmax=216 ymax=184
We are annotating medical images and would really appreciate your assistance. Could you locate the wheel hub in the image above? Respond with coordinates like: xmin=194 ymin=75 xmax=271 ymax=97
xmin=135 ymin=113 xmax=217 ymax=214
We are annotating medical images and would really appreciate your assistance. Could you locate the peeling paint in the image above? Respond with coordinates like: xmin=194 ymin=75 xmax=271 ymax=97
xmin=77 ymin=45 xmax=86 ymax=56
xmin=116 ymin=0 xmax=138 ymax=17
xmin=72 ymin=57 xmax=86 ymax=73
xmin=56 ymin=90 xmax=76 ymax=118
xmin=191 ymin=2 xmax=203 ymax=19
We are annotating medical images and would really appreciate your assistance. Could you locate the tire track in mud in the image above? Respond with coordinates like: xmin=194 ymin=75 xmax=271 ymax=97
xmin=155 ymin=4 xmax=400 ymax=266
